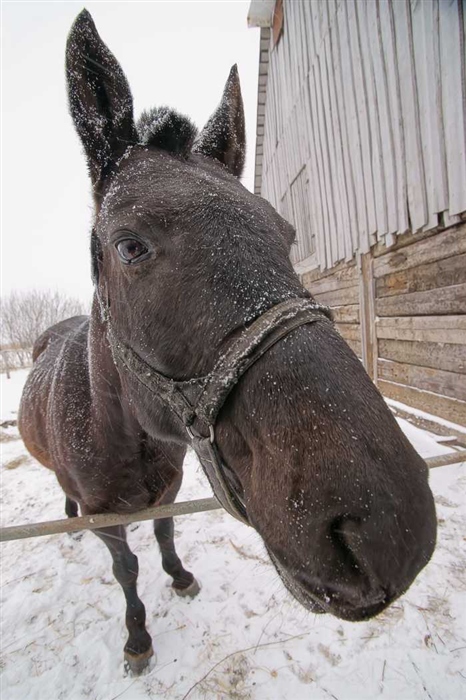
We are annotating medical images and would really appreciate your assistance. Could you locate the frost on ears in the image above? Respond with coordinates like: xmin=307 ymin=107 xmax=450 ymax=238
xmin=66 ymin=11 xmax=245 ymax=184
xmin=66 ymin=9 xmax=138 ymax=185
xmin=194 ymin=65 xmax=246 ymax=178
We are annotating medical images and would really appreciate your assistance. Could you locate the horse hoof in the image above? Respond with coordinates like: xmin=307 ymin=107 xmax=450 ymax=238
xmin=173 ymin=578 xmax=201 ymax=598
xmin=124 ymin=645 xmax=155 ymax=676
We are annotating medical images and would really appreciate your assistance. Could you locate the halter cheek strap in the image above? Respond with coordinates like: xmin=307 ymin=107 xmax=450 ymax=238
xmin=106 ymin=298 xmax=332 ymax=525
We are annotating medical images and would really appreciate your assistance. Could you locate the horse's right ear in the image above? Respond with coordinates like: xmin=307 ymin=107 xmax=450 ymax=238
xmin=66 ymin=9 xmax=137 ymax=186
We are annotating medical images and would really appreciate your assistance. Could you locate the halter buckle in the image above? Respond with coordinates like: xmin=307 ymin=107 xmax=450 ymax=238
xmin=186 ymin=424 xmax=215 ymax=444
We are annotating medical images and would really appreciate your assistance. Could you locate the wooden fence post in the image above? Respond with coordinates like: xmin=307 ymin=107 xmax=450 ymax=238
xmin=358 ymin=251 xmax=378 ymax=383
xmin=1 ymin=350 xmax=11 ymax=379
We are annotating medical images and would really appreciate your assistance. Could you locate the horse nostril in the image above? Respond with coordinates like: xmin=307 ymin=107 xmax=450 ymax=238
xmin=329 ymin=515 xmax=365 ymax=572
xmin=325 ymin=515 xmax=391 ymax=610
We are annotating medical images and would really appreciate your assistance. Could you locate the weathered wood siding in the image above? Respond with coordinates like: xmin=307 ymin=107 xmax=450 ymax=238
xmin=259 ymin=0 xmax=466 ymax=271
xmin=252 ymin=0 xmax=466 ymax=425
xmin=373 ymin=224 xmax=466 ymax=424
xmin=300 ymin=223 xmax=466 ymax=425
xmin=302 ymin=260 xmax=362 ymax=356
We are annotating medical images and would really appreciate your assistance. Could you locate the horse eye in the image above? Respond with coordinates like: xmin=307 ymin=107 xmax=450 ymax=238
xmin=116 ymin=239 xmax=148 ymax=263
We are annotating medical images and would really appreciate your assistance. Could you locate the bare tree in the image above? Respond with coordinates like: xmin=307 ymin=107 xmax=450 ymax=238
xmin=1 ymin=290 xmax=88 ymax=370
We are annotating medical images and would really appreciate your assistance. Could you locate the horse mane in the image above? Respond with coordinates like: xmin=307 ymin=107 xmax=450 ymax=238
xmin=136 ymin=107 xmax=197 ymax=158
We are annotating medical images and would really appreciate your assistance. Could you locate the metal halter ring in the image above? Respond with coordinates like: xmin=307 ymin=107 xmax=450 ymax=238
xmin=186 ymin=424 xmax=215 ymax=444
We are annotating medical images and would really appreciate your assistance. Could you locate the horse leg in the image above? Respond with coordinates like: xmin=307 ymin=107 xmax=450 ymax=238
xmin=153 ymin=476 xmax=200 ymax=597
xmin=65 ymin=496 xmax=78 ymax=518
xmin=95 ymin=525 xmax=153 ymax=674
xmin=65 ymin=496 xmax=83 ymax=540
xmin=154 ymin=517 xmax=200 ymax=597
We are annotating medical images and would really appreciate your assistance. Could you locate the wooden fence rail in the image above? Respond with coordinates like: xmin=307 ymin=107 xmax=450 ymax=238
xmin=0 ymin=497 xmax=221 ymax=543
xmin=0 ymin=451 xmax=464 ymax=543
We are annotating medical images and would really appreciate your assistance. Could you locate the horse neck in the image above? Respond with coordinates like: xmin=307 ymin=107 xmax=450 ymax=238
xmin=87 ymin=296 xmax=138 ymax=433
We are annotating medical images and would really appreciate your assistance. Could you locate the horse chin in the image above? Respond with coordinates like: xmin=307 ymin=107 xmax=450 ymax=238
xmin=279 ymin=577 xmax=327 ymax=615
xmin=267 ymin=552 xmax=326 ymax=615
xmin=268 ymin=552 xmax=391 ymax=622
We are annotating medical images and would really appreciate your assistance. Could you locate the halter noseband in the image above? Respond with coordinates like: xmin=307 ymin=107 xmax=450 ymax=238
xmin=105 ymin=297 xmax=332 ymax=525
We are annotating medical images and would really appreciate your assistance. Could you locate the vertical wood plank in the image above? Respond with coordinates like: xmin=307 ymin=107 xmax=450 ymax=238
xmin=367 ymin=0 xmax=397 ymax=242
xmin=309 ymin=64 xmax=333 ymax=266
xmin=290 ymin=116 xmax=300 ymax=186
xmin=412 ymin=0 xmax=442 ymax=231
xmin=319 ymin=0 xmax=330 ymax=40
xmin=379 ymin=0 xmax=409 ymax=235
xmin=297 ymin=0 xmax=310 ymax=79
xmin=317 ymin=33 xmax=342 ymax=265
xmin=339 ymin=1 xmax=370 ymax=251
xmin=303 ymin=0 xmax=316 ymax=70
xmin=424 ymin=0 xmax=449 ymax=216
xmin=303 ymin=75 xmax=327 ymax=268
xmin=359 ymin=0 xmax=388 ymax=241
xmin=284 ymin=1 xmax=298 ymax=110
xmin=291 ymin=167 xmax=314 ymax=260
xmin=285 ymin=0 xmax=299 ymax=88
xmin=348 ymin=0 xmax=378 ymax=242
xmin=439 ymin=0 xmax=466 ymax=216
xmin=304 ymin=1 xmax=327 ymax=267
xmin=296 ymin=89 xmax=310 ymax=165
xmin=283 ymin=29 xmax=293 ymax=120
xmin=312 ymin=0 xmax=322 ymax=57
xmin=333 ymin=2 xmax=360 ymax=257
xmin=358 ymin=251 xmax=378 ymax=382
xmin=326 ymin=0 xmax=338 ymax=30
xmin=325 ymin=30 xmax=353 ymax=261
xmin=392 ymin=0 xmax=428 ymax=231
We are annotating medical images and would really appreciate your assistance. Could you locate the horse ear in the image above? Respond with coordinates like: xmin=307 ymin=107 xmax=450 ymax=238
xmin=194 ymin=65 xmax=246 ymax=177
xmin=66 ymin=9 xmax=137 ymax=185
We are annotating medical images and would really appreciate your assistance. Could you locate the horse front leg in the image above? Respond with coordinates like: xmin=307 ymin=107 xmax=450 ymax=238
xmin=65 ymin=496 xmax=79 ymax=518
xmin=153 ymin=475 xmax=200 ymax=597
xmin=65 ymin=496 xmax=84 ymax=540
xmin=95 ymin=525 xmax=153 ymax=674
xmin=154 ymin=517 xmax=200 ymax=597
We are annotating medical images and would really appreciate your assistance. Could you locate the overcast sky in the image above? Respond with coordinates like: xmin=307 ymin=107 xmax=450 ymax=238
xmin=2 ymin=1 xmax=260 ymax=302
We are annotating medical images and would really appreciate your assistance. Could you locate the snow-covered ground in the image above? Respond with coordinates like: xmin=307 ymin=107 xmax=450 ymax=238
xmin=1 ymin=369 xmax=465 ymax=700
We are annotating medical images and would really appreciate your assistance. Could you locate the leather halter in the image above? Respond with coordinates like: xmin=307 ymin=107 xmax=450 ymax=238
xmin=106 ymin=298 xmax=332 ymax=525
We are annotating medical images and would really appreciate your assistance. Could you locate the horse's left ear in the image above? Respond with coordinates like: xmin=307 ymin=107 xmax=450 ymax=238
xmin=194 ymin=65 xmax=246 ymax=177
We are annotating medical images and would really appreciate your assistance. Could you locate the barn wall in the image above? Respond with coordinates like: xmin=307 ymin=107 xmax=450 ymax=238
xmin=258 ymin=0 xmax=466 ymax=272
xmin=251 ymin=0 xmax=466 ymax=425
xmin=301 ymin=223 xmax=466 ymax=425
xmin=302 ymin=259 xmax=362 ymax=355
xmin=373 ymin=223 xmax=466 ymax=425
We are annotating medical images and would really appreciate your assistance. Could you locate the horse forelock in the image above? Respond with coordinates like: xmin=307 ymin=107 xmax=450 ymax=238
xmin=136 ymin=107 xmax=197 ymax=157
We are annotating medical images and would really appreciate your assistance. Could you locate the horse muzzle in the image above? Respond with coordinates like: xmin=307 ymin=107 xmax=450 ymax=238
xmin=270 ymin=552 xmax=394 ymax=621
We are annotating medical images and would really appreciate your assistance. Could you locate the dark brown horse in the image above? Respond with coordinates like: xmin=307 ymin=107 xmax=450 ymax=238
xmin=19 ymin=10 xmax=436 ymax=675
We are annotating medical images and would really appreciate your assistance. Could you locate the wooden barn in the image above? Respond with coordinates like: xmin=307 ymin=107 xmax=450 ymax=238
xmin=248 ymin=0 xmax=466 ymax=427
